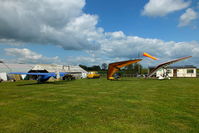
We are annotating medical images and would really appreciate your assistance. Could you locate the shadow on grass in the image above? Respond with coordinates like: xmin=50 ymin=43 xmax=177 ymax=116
xmin=108 ymin=79 xmax=133 ymax=81
xmin=17 ymin=80 xmax=74 ymax=86
xmin=108 ymin=78 xmax=162 ymax=82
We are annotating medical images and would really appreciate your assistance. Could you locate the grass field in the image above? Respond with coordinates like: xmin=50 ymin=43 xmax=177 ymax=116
xmin=0 ymin=78 xmax=199 ymax=133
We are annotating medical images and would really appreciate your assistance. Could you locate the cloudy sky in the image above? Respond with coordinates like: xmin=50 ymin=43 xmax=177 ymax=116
xmin=0 ymin=0 xmax=198 ymax=67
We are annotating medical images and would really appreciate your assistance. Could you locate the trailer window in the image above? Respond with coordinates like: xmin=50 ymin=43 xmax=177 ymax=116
xmin=187 ymin=69 xmax=194 ymax=73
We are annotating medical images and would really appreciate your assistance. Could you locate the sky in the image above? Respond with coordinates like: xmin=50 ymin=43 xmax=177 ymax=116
xmin=0 ymin=0 xmax=199 ymax=67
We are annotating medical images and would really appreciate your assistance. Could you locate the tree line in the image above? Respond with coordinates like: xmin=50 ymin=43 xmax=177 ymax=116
xmin=79 ymin=63 xmax=148 ymax=75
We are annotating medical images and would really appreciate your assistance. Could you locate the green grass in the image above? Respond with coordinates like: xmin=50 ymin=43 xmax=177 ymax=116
xmin=0 ymin=78 xmax=199 ymax=133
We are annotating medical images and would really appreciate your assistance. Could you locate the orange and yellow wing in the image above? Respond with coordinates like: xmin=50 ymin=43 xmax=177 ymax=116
xmin=107 ymin=59 xmax=142 ymax=80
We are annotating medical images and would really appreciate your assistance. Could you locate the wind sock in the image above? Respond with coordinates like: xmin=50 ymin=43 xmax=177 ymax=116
xmin=143 ymin=52 xmax=158 ymax=60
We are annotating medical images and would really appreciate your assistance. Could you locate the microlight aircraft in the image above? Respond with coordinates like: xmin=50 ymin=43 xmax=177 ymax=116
xmin=107 ymin=52 xmax=157 ymax=80
xmin=148 ymin=56 xmax=192 ymax=79
xmin=107 ymin=59 xmax=142 ymax=80
xmin=9 ymin=72 xmax=71 ymax=83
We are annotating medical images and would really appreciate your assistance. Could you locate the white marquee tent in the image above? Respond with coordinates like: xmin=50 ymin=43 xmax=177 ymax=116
xmin=0 ymin=63 xmax=88 ymax=81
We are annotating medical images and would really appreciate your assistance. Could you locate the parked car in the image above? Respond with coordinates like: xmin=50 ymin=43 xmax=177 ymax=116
xmin=87 ymin=71 xmax=100 ymax=79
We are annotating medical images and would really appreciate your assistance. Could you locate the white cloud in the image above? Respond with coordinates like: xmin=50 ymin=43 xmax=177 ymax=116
xmin=0 ymin=59 xmax=4 ymax=63
xmin=142 ymin=0 xmax=190 ymax=17
xmin=0 ymin=0 xmax=101 ymax=50
xmin=3 ymin=36 xmax=199 ymax=66
xmin=178 ymin=8 xmax=198 ymax=27
xmin=0 ymin=39 xmax=24 ymax=46
xmin=105 ymin=31 xmax=125 ymax=39
xmin=4 ymin=48 xmax=60 ymax=64
xmin=100 ymin=35 xmax=199 ymax=58
xmin=1 ymin=0 xmax=199 ymax=67
xmin=96 ymin=33 xmax=199 ymax=66
xmin=65 ymin=56 xmax=107 ymax=66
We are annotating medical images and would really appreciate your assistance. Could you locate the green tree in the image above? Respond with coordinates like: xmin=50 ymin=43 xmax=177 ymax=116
xmin=101 ymin=63 xmax=108 ymax=70
xmin=124 ymin=63 xmax=142 ymax=75
xmin=133 ymin=63 xmax=142 ymax=74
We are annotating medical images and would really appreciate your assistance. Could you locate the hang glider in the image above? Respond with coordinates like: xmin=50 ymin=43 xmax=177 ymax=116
xmin=9 ymin=72 xmax=71 ymax=83
xmin=107 ymin=59 xmax=142 ymax=80
xmin=148 ymin=56 xmax=192 ymax=78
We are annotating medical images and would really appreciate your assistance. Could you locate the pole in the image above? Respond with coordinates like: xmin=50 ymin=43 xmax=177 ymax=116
xmin=0 ymin=61 xmax=12 ymax=72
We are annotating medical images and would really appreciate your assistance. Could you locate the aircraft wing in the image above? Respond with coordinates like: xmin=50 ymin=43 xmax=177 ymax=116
xmin=9 ymin=72 xmax=71 ymax=76
xmin=59 ymin=72 xmax=71 ymax=77
xmin=9 ymin=72 xmax=72 ymax=83
xmin=148 ymin=56 xmax=192 ymax=77
xmin=9 ymin=72 xmax=56 ymax=76
xmin=107 ymin=59 xmax=142 ymax=79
